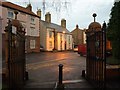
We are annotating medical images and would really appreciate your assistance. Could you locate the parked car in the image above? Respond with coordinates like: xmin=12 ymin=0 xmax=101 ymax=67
xmin=40 ymin=45 xmax=44 ymax=51
xmin=73 ymin=45 xmax=78 ymax=52
xmin=78 ymin=44 xmax=86 ymax=56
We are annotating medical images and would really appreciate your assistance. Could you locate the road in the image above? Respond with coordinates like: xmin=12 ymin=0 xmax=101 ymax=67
xmin=25 ymin=51 xmax=87 ymax=88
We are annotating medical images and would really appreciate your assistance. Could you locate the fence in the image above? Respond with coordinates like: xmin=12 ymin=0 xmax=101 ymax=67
xmin=86 ymin=22 xmax=106 ymax=89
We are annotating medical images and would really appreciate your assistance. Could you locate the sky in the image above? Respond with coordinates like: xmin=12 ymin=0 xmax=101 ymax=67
xmin=5 ymin=0 xmax=115 ymax=31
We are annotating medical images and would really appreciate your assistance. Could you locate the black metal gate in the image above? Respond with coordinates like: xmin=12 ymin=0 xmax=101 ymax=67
xmin=4 ymin=12 xmax=26 ymax=89
xmin=86 ymin=22 xmax=106 ymax=89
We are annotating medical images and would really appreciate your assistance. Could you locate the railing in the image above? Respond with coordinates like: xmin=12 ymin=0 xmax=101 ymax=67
xmin=4 ymin=19 xmax=26 ymax=89
xmin=86 ymin=22 xmax=106 ymax=89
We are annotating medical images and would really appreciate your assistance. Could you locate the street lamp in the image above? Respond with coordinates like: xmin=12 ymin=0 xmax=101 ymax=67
xmin=63 ymin=31 xmax=65 ymax=34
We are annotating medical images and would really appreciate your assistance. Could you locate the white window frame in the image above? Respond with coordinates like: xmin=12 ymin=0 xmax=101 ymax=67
xmin=49 ymin=31 xmax=53 ymax=38
xmin=47 ymin=28 xmax=54 ymax=38
xmin=30 ymin=16 xmax=35 ymax=24
xmin=30 ymin=40 xmax=35 ymax=49
xmin=30 ymin=27 xmax=35 ymax=36
xmin=49 ymin=41 xmax=52 ymax=49
xmin=8 ymin=11 xmax=14 ymax=19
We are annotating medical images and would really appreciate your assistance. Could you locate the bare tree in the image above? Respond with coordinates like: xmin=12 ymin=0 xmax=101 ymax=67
xmin=42 ymin=0 xmax=71 ymax=15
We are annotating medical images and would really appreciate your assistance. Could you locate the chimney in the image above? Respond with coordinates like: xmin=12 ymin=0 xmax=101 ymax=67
xmin=26 ymin=4 xmax=32 ymax=11
xmin=76 ymin=24 xmax=79 ymax=29
xmin=45 ymin=12 xmax=51 ymax=23
xmin=61 ymin=19 xmax=66 ymax=28
xmin=37 ymin=9 xmax=41 ymax=19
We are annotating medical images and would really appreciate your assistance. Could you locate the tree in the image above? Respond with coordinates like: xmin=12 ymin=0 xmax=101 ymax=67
xmin=42 ymin=0 xmax=71 ymax=15
xmin=107 ymin=1 xmax=120 ymax=59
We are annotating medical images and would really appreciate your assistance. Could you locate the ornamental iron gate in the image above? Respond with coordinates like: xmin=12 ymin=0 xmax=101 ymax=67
xmin=4 ymin=11 xmax=26 ymax=89
xmin=86 ymin=22 xmax=106 ymax=89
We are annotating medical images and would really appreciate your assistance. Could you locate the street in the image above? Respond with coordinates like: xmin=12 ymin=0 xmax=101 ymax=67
xmin=25 ymin=51 xmax=87 ymax=88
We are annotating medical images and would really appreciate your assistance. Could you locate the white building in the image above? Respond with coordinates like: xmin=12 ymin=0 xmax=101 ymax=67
xmin=40 ymin=12 xmax=73 ymax=51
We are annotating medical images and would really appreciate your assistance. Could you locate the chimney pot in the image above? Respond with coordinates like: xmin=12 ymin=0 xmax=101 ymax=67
xmin=26 ymin=4 xmax=32 ymax=11
xmin=61 ymin=19 xmax=66 ymax=28
xmin=37 ymin=9 xmax=41 ymax=19
xmin=45 ymin=12 xmax=51 ymax=23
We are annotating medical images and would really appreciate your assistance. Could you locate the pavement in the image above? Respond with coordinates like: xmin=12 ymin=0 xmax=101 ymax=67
xmin=59 ymin=79 xmax=94 ymax=89
xmin=1 ymin=52 xmax=120 ymax=89
xmin=23 ymin=52 xmax=94 ymax=89
xmin=24 ymin=77 xmax=94 ymax=90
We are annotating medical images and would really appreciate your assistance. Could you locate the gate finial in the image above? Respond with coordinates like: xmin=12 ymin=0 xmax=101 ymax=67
xmin=93 ymin=13 xmax=97 ymax=22
xmin=102 ymin=21 xmax=106 ymax=29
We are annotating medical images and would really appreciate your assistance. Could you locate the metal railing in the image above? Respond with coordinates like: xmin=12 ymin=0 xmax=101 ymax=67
xmin=86 ymin=22 xmax=106 ymax=89
xmin=4 ymin=19 xmax=26 ymax=89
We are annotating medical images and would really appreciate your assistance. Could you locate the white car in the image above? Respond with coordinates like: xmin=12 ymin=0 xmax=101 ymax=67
xmin=73 ymin=45 xmax=78 ymax=52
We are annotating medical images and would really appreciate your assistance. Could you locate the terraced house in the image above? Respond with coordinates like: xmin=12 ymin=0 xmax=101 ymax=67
xmin=1 ymin=0 xmax=73 ymax=54
xmin=0 ymin=0 xmax=40 ymax=55
xmin=40 ymin=12 xmax=73 ymax=51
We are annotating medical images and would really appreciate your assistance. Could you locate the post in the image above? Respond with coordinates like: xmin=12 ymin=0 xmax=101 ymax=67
xmin=25 ymin=71 xmax=29 ymax=80
xmin=59 ymin=64 xmax=63 ymax=85
xmin=103 ymin=21 xmax=106 ymax=89
xmin=4 ymin=20 xmax=12 ymax=88
xmin=82 ymin=70 xmax=85 ymax=77
xmin=57 ymin=64 xmax=64 ymax=90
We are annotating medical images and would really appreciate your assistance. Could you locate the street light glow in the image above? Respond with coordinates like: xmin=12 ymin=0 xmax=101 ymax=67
xmin=63 ymin=31 xmax=65 ymax=33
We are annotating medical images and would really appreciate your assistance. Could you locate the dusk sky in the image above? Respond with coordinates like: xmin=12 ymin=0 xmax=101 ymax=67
xmin=6 ymin=0 xmax=114 ymax=31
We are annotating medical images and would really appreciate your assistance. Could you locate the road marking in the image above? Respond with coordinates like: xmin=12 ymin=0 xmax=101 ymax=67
xmin=27 ymin=58 xmax=66 ymax=66
xmin=25 ymin=79 xmax=85 ymax=87
xmin=25 ymin=81 xmax=56 ymax=86
xmin=63 ymin=79 xmax=84 ymax=84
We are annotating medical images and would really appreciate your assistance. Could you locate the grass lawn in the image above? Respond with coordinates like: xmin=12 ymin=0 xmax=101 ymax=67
xmin=106 ymin=56 xmax=120 ymax=65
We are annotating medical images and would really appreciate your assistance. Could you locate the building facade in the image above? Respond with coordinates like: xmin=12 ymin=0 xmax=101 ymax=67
xmin=71 ymin=25 xmax=85 ymax=47
xmin=1 ymin=1 xmax=40 ymax=54
xmin=40 ymin=12 xmax=73 ymax=51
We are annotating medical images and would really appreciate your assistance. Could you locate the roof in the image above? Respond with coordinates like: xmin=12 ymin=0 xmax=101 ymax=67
xmin=1 ymin=1 xmax=39 ymax=18
xmin=40 ymin=20 xmax=71 ymax=34
xmin=88 ymin=22 xmax=101 ymax=29
xmin=71 ymin=26 xmax=84 ymax=33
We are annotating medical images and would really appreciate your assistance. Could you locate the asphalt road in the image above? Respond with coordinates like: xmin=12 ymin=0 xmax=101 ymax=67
xmin=25 ymin=51 xmax=87 ymax=88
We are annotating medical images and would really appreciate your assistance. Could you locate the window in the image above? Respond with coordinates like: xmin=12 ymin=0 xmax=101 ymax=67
xmin=49 ymin=31 xmax=53 ymax=38
xmin=30 ymin=27 xmax=35 ymax=36
xmin=49 ymin=41 xmax=52 ymax=49
xmin=30 ymin=40 xmax=35 ymax=49
xmin=47 ymin=28 xmax=54 ymax=38
xmin=60 ymin=34 xmax=62 ymax=39
xmin=8 ymin=11 xmax=14 ymax=19
xmin=30 ymin=16 xmax=35 ymax=24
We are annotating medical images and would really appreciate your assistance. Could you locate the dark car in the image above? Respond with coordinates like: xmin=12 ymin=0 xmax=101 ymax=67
xmin=40 ymin=45 xmax=44 ymax=51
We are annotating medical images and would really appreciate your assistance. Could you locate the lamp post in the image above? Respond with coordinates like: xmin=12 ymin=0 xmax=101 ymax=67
xmin=103 ymin=21 xmax=106 ymax=89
